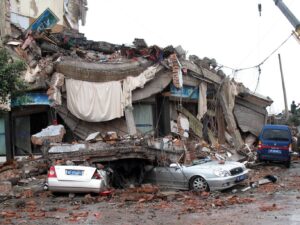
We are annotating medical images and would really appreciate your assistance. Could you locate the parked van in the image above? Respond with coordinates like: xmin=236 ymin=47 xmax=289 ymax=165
xmin=257 ymin=124 xmax=292 ymax=168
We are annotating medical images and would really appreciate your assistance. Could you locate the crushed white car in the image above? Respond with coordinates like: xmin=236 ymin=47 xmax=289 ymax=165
xmin=47 ymin=165 xmax=108 ymax=193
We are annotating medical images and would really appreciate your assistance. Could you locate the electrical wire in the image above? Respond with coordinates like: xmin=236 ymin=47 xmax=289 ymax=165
xmin=217 ymin=32 xmax=293 ymax=74
xmin=216 ymin=32 xmax=293 ymax=93
xmin=254 ymin=66 xmax=261 ymax=92
xmin=253 ymin=32 xmax=293 ymax=92
xmin=257 ymin=32 xmax=293 ymax=68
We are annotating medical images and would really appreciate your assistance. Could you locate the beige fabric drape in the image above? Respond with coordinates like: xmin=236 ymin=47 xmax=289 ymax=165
xmin=122 ymin=65 xmax=157 ymax=108
xmin=66 ymin=65 xmax=158 ymax=122
xmin=66 ymin=79 xmax=123 ymax=122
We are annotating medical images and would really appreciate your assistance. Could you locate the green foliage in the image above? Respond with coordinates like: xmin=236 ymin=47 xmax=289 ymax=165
xmin=0 ymin=48 xmax=26 ymax=105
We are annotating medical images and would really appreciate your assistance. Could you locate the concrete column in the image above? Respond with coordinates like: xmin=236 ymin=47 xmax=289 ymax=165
xmin=197 ymin=82 xmax=207 ymax=120
xmin=125 ymin=106 xmax=137 ymax=135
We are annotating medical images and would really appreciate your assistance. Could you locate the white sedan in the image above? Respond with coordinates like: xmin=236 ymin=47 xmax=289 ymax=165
xmin=47 ymin=165 xmax=108 ymax=193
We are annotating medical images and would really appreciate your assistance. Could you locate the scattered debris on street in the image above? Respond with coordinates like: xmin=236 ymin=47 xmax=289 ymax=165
xmin=1 ymin=1 xmax=300 ymax=224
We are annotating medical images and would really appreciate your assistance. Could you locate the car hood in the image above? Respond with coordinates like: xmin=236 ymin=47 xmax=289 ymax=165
xmin=185 ymin=160 xmax=244 ymax=171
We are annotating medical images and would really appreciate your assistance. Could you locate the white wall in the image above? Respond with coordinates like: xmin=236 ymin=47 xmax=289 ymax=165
xmin=10 ymin=0 xmax=64 ymax=25
xmin=0 ymin=156 xmax=7 ymax=163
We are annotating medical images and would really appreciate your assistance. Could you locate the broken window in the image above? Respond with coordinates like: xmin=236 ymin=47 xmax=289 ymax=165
xmin=13 ymin=111 xmax=49 ymax=156
xmin=133 ymin=104 xmax=154 ymax=135
xmin=14 ymin=115 xmax=31 ymax=155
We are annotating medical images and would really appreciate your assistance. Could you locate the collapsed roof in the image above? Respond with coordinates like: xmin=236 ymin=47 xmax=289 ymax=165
xmin=0 ymin=6 xmax=273 ymax=164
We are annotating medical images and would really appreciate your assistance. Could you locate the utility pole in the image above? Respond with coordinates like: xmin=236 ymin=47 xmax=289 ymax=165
xmin=278 ymin=54 xmax=289 ymax=120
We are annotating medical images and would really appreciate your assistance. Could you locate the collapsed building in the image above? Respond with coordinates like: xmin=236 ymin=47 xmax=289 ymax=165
xmin=0 ymin=0 xmax=273 ymax=186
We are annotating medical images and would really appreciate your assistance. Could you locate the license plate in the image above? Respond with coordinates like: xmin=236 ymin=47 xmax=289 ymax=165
xmin=65 ymin=169 xmax=83 ymax=176
xmin=236 ymin=174 xmax=246 ymax=182
xmin=268 ymin=149 xmax=282 ymax=154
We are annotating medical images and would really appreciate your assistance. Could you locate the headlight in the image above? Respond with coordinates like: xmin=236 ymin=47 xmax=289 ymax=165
xmin=213 ymin=169 xmax=230 ymax=177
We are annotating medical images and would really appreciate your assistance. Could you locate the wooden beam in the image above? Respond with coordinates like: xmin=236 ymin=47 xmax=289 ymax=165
xmin=207 ymin=128 xmax=217 ymax=146
xmin=181 ymin=60 xmax=222 ymax=84
xmin=178 ymin=106 xmax=203 ymax=138
xmin=216 ymin=104 xmax=226 ymax=144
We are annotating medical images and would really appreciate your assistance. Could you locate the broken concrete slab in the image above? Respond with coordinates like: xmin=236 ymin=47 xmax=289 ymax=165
xmin=245 ymin=134 xmax=257 ymax=147
xmin=242 ymin=175 xmax=278 ymax=192
xmin=85 ymin=132 xmax=101 ymax=142
xmin=258 ymin=175 xmax=278 ymax=185
xmin=24 ymin=65 xmax=41 ymax=83
xmin=31 ymin=125 xmax=66 ymax=146
xmin=55 ymin=58 xmax=152 ymax=82
xmin=218 ymin=78 xmax=244 ymax=149
xmin=48 ymin=143 xmax=87 ymax=153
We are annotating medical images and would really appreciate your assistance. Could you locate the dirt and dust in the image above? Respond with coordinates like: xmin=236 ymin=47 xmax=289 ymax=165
xmin=0 ymin=161 xmax=300 ymax=225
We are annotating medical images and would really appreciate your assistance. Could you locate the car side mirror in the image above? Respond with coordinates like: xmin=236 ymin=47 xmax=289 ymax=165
xmin=170 ymin=163 xmax=180 ymax=169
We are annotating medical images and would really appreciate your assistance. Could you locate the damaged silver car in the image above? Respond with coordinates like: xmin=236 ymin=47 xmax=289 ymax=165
xmin=144 ymin=158 xmax=249 ymax=192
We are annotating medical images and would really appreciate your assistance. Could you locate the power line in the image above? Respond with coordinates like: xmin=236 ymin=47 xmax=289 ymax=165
xmin=218 ymin=32 xmax=293 ymax=74
xmin=257 ymin=32 xmax=293 ymax=68
xmin=254 ymin=66 xmax=261 ymax=93
xmin=252 ymin=32 xmax=293 ymax=93
xmin=216 ymin=32 xmax=293 ymax=92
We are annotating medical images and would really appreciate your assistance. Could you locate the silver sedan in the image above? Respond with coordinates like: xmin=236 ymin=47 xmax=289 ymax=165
xmin=144 ymin=159 xmax=249 ymax=192
xmin=47 ymin=165 xmax=108 ymax=193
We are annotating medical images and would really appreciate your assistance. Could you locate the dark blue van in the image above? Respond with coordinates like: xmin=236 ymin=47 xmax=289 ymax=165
xmin=257 ymin=124 xmax=292 ymax=168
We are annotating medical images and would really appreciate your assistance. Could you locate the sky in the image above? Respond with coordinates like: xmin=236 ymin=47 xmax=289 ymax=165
xmin=80 ymin=0 xmax=300 ymax=114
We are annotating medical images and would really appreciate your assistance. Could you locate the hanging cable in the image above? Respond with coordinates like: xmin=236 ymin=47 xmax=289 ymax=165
xmin=254 ymin=66 xmax=261 ymax=93
xmin=257 ymin=32 xmax=293 ymax=67
xmin=249 ymin=33 xmax=292 ymax=93
xmin=219 ymin=32 xmax=293 ymax=74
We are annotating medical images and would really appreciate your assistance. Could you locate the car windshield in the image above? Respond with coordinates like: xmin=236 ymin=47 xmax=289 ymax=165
xmin=262 ymin=129 xmax=290 ymax=141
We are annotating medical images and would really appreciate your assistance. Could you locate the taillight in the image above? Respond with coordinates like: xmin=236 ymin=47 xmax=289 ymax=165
xmin=48 ymin=166 xmax=57 ymax=178
xmin=289 ymin=144 xmax=292 ymax=152
xmin=257 ymin=141 xmax=262 ymax=150
xmin=92 ymin=170 xmax=102 ymax=180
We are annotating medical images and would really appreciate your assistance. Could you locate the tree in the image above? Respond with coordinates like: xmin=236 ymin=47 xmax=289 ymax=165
xmin=0 ymin=48 xmax=26 ymax=105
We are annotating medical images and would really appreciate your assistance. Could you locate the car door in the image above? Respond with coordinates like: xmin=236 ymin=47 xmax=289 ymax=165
xmin=155 ymin=165 xmax=187 ymax=189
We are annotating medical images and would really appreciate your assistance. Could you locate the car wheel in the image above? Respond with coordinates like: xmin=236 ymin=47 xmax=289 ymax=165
xmin=189 ymin=176 xmax=209 ymax=192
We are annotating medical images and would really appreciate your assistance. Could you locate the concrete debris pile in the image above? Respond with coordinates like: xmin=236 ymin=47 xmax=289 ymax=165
xmin=0 ymin=7 xmax=274 ymax=192
xmin=193 ymin=141 xmax=238 ymax=162
xmin=115 ymin=184 xmax=256 ymax=209
xmin=0 ymin=158 xmax=48 ymax=200
xmin=0 ymin=183 xmax=258 ymax=224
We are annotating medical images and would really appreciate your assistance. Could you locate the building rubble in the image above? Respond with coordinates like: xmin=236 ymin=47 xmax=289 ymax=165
xmin=0 ymin=3 xmax=275 ymax=194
